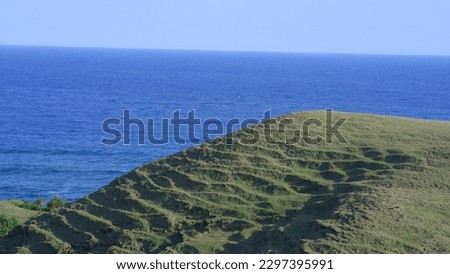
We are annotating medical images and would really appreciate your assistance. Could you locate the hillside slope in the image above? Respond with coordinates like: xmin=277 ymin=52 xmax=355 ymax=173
xmin=0 ymin=201 xmax=39 ymax=224
xmin=1 ymin=111 xmax=449 ymax=253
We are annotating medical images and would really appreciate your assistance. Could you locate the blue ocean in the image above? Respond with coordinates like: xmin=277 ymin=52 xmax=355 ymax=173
xmin=1 ymin=45 xmax=449 ymax=201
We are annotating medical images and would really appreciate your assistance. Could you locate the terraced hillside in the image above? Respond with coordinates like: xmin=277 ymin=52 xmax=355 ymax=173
xmin=1 ymin=111 xmax=449 ymax=253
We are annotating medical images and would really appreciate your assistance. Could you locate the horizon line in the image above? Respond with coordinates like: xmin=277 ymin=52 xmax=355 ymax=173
xmin=1 ymin=43 xmax=449 ymax=58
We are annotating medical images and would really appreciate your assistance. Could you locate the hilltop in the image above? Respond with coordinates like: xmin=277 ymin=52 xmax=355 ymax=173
xmin=1 ymin=111 xmax=449 ymax=253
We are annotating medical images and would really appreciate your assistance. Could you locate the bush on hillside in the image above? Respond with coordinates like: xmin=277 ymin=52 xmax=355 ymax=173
xmin=0 ymin=214 xmax=19 ymax=237
xmin=47 ymin=196 xmax=68 ymax=210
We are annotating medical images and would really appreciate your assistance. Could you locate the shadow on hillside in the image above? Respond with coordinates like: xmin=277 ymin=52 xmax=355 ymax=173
xmin=220 ymin=182 xmax=358 ymax=253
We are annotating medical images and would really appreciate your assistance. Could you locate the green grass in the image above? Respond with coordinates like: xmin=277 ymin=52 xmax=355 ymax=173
xmin=0 ymin=111 xmax=449 ymax=254
xmin=11 ymin=201 xmax=46 ymax=212
xmin=0 ymin=197 xmax=67 ymax=240
xmin=47 ymin=196 xmax=68 ymax=210
xmin=0 ymin=200 xmax=40 ymax=239
xmin=0 ymin=214 xmax=19 ymax=237
xmin=0 ymin=201 xmax=39 ymax=224
xmin=11 ymin=196 xmax=68 ymax=213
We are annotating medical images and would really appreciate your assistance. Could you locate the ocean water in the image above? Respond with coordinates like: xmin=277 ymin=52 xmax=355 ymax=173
xmin=1 ymin=46 xmax=449 ymax=201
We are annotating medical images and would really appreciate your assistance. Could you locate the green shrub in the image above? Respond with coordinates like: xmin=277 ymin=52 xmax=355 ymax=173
xmin=47 ymin=196 xmax=68 ymax=210
xmin=12 ymin=200 xmax=46 ymax=212
xmin=12 ymin=196 xmax=68 ymax=212
xmin=0 ymin=214 xmax=19 ymax=237
xmin=35 ymin=198 xmax=45 ymax=207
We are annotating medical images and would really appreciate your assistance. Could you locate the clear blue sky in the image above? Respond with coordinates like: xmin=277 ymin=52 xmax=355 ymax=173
xmin=1 ymin=0 xmax=449 ymax=55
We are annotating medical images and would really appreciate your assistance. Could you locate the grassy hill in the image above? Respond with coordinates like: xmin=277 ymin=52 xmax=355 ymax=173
xmin=0 ymin=201 xmax=39 ymax=224
xmin=1 ymin=111 xmax=449 ymax=253
xmin=0 ymin=201 xmax=39 ymax=238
